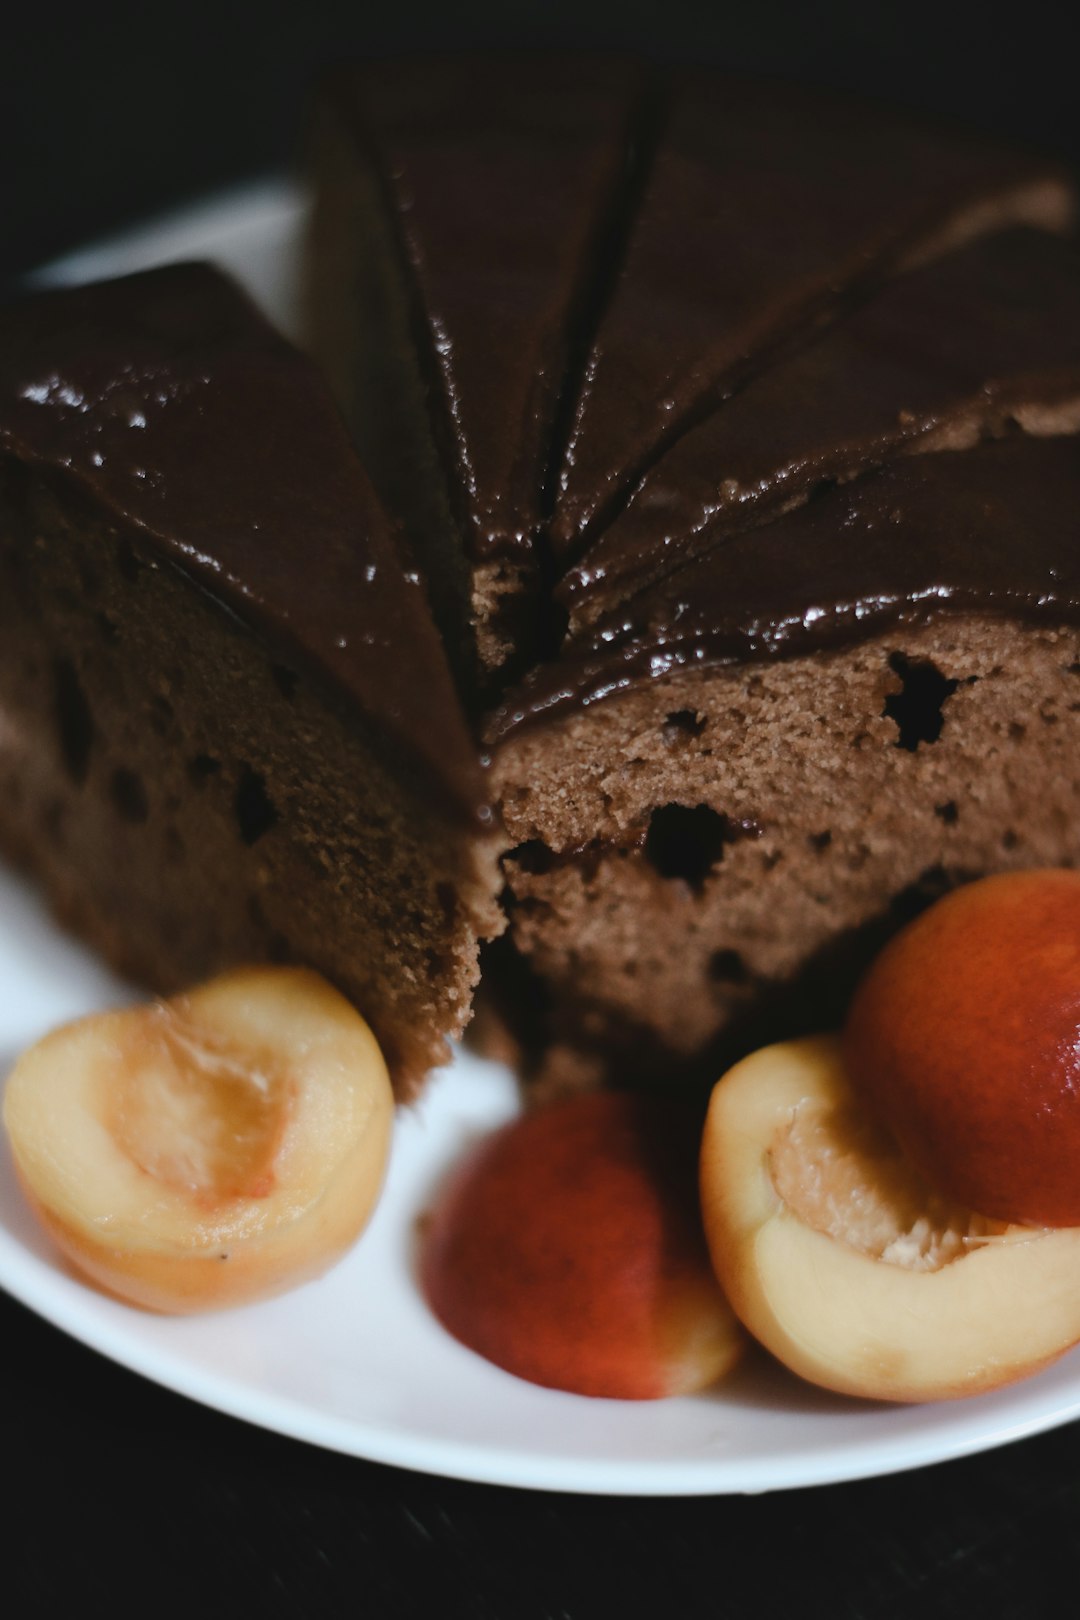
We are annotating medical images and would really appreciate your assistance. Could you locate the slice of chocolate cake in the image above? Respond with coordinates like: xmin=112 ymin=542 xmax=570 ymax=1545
xmin=9 ymin=61 xmax=1080 ymax=1110
xmin=0 ymin=263 xmax=502 ymax=1097
xmin=488 ymin=436 xmax=1080 ymax=1092
xmin=306 ymin=55 xmax=646 ymax=682
xmin=302 ymin=59 xmax=1080 ymax=1092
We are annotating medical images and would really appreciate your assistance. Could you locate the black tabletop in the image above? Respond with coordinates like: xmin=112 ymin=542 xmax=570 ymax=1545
xmin=6 ymin=4 xmax=1080 ymax=1614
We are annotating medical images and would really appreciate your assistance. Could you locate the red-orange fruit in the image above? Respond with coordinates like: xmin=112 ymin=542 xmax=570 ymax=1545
xmin=844 ymin=869 xmax=1080 ymax=1227
xmin=421 ymin=1091 xmax=744 ymax=1399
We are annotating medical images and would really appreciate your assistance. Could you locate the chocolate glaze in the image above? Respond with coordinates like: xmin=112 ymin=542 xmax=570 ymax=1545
xmin=552 ymin=73 xmax=1073 ymax=553
xmin=560 ymin=228 xmax=1080 ymax=627
xmin=0 ymin=264 xmax=486 ymax=821
xmin=488 ymin=436 xmax=1080 ymax=743
xmin=333 ymin=56 xmax=646 ymax=563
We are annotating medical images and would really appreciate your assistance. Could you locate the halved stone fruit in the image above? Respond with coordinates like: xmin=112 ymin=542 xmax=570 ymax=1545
xmin=422 ymin=1091 xmax=746 ymax=1399
xmin=844 ymin=869 xmax=1080 ymax=1228
xmin=699 ymin=1035 xmax=1080 ymax=1401
xmin=3 ymin=967 xmax=394 ymax=1313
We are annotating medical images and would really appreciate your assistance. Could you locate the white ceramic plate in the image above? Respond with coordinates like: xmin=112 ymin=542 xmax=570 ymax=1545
xmin=5 ymin=185 xmax=1080 ymax=1494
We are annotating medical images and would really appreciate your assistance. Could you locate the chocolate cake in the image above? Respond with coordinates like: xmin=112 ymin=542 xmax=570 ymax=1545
xmin=0 ymin=263 xmax=501 ymax=1096
xmin=6 ymin=61 xmax=1080 ymax=1107
xmin=308 ymin=61 xmax=1080 ymax=1093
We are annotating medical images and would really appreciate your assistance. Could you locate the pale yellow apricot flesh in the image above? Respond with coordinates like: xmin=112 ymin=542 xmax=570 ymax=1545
xmin=700 ymin=1036 xmax=1080 ymax=1401
xmin=3 ymin=967 xmax=393 ymax=1313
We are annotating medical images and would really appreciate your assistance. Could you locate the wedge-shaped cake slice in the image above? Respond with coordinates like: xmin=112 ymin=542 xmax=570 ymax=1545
xmin=488 ymin=438 xmax=1080 ymax=1093
xmin=560 ymin=227 xmax=1080 ymax=627
xmin=307 ymin=55 xmax=645 ymax=680
xmin=552 ymin=74 xmax=1075 ymax=554
xmin=0 ymin=264 xmax=501 ymax=1095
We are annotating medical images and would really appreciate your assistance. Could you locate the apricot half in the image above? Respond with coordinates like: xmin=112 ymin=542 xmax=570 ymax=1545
xmin=845 ymin=870 xmax=1080 ymax=1227
xmin=700 ymin=1036 xmax=1080 ymax=1401
xmin=421 ymin=1091 xmax=745 ymax=1399
xmin=3 ymin=967 xmax=393 ymax=1312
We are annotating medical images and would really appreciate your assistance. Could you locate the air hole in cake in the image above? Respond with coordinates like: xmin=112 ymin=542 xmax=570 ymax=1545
xmin=808 ymin=830 xmax=832 ymax=853
xmin=52 ymin=659 xmax=94 ymax=786
xmin=708 ymin=948 xmax=749 ymax=985
xmin=644 ymin=804 xmax=738 ymax=890
xmin=1002 ymin=828 xmax=1020 ymax=851
xmin=935 ymin=800 xmax=960 ymax=825
xmin=234 ymin=766 xmax=278 ymax=847
xmin=507 ymin=840 xmax=557 ymax=876
xmin=435 ymin=881 xmax=459 ymax=927
xmin=270 ymin=663 xmax=299 ymax=700
xmin=188 ymin=754 xmax=221 ymax=787
xmin=96 ymin=612 xmax=120 ymax=646
xmin=109 ymin=768 xmax=148 ymax=825
xmin=883 ymin=653 xmax=959 ymax=751
xmin=663 ymin=709 xmax=706 ymax=744
xmin=1009 ymin=720 xmax=1026 ymax=740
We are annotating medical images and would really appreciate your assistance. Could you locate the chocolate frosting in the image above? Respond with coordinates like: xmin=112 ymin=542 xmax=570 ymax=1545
xmin=0 ymin=264 xmax=487 ymax=821
xmin=335 ymin=56 xmax=646 ymax=562
xmin=552 ymin=74 xmax=1073 ymax=553
xmin=488 ymin=436 xmax=1080 ymax=743
xmin=560 ymin=228 xmax=1080 ymax=628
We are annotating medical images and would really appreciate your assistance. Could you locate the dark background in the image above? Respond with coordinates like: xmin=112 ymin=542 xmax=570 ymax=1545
xmin=5 ymin=2 xmax=1080 ymax=1615
xmin=5 ymin=0 xmax=1080 ymax=282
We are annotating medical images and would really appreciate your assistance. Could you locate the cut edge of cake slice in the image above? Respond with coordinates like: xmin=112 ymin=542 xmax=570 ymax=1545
xmin=0 ymin=263 xmax=504 ymax=1098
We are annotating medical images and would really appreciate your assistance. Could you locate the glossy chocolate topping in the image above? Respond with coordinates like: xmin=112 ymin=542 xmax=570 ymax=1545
xmin=552 ymin=74 xmax=1074 ymax=553
xmin=0 ymin=264 xmax=486 ymax=820
xmin=488 ymin=436 xmax=1080 ymax=743
xmin=333 ymin=56 xmax=645 ymax=562
xmin=560 ymin=228 xmax=1080 ymax=627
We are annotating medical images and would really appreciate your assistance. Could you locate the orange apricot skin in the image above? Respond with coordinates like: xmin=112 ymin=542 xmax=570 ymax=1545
xmin=844 ymin=869 xmax=1080 ymax=1227
xmin=421 ymin=1092 xmax=744 ymax=1400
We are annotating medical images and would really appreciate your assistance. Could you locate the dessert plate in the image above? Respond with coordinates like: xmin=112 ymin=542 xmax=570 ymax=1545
xmin=4 ymin=184 xmax=1080 ymax=1494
